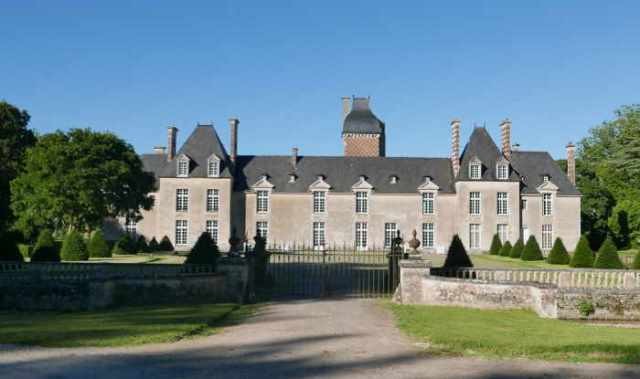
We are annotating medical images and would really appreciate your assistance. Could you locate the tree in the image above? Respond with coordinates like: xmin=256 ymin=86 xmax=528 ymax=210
xmin=499 ymin=241 xmax=512 ymax=257
xmin=521 ymin=235 xmax=544 ymax=261
xmin=0 ymin=232 xmax=24 ymax=262
xmin=570 ymin=235 xmax=594 ymax=268
xmin=10 ymin=129 xmax=155 ymax=237
xmin=158 ymin=236 xmax=174 ymax=252
xmin=489 ymin=234 xmax=502 ymax=255
xmin=546 ymin=237 xmax=570 ymax=265
xmin=0 ymin=101 xmax=36 ymax=236
xmin=510 ymin=238 xmax=524 ymax=259
xmin=185 ymin=232 xmax=220 ymax=267
xmin=88 ymin=230 xmax=111 ymax=258
xmin=30 ymin=229 xmax=60 ymax=262
xmin=593 ymin=237 xmax=624 ymax=269
xmin=148 ymin=237 xmax=159 ymax=252
xmin=443 ymin=234 xmax=473 ymax=268
xmin=60 ymin=231 xmax=89 ymax=261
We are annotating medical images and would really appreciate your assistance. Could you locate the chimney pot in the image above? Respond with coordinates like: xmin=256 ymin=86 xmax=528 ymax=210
xmin=450 ymin=119 xmax=461 ymax=177
xmin=167 ymin=126 xmax=178 ymax=161
xmin=228 ymin=118 xmax=239 ymax=164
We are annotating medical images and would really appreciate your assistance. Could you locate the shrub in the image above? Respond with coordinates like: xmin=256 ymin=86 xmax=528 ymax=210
xmin=0 ymin=233 xmax=24 ymax=262
xmin=578 ymin=299 xmax=595 ymax=318
xmin=521 ymin=235 xmax=544 ymax=261
xmin=510 ymin=238 xmax=524 ymax=259
xmin=499 ymin=241 xmax=512 ymax=257
xmin=112 ymin=234 xmax=136 ymax=255
xmin=158 ymin=235 xmax=174 ymax=252
xmin=633 ymin=251 xmax=640 ymax=270
xmin=185 ymin=232 xmax=220 ymax=267
xmin=61 ymin=231 xmax=89 ymax=261
xmin=148 ymin=237 xmax=160 ymax=252
xmin=135 ymin=235 xmax=149 ymax=253
xmin=546 ymin=237 xmax=570 ymax=265
xmin=570 ymin=235 xmax=594 ymax=268
xmin=30 ymin=229 xmax=60 ymax=262
xmin=593 ymin=237 xmax=624 ymax=269
xmin=88 ymin=230 xmax=111 ymax=258
xmin=489 ymin=234 xmax=502 ymax=255
xmin=443 ymin=234 xmax=473 ymax=268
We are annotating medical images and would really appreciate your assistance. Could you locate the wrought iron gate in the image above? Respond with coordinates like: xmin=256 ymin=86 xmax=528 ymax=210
xmin=263 ymin=249 xmax=398 ymax=298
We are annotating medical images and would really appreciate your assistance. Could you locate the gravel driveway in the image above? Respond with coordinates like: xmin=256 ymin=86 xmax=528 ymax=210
xmin=1 ymin=299 xmax=639 ymax=378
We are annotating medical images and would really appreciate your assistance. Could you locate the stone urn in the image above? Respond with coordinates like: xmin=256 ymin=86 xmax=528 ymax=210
xmin=408 ymin=229 xmax=421 ymax=252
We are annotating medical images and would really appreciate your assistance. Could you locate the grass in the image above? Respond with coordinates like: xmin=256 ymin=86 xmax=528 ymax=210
xmin=387 ymin=302 xmax=640 ymax=364
xmin=0 ymin=303 xmax=257 ymax=348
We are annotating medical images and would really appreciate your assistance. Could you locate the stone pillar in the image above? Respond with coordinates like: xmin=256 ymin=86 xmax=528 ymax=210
xmin=500 ymin=118 xmax=512 ymax=160
xmin=395 ymin=259 xmax=431 ymax=304
xmin=167 ymin=126 xmax=178 ymax=161
xmin=566 ymin=142 xmax=576 ymax=186
xmin=450 ymin=119 xmax=461 ymax=177
xmin=229 ymin=118 xmax=239 ymax=164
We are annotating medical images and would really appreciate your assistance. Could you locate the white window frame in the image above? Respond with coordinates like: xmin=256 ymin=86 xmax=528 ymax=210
xmin=422 ymin=222 xmax=434 ymax=248
xmin=206 ymin=220 xmax=219 ymax=245
xmin=469 ymin=192 xmax=481 ymax=215
xmin=313 ymin=191 xmax=326 ymax=213
xmin=422 ymin=192 xmax=435 ymax=215
xmin=470 ymin=162 xmax=482 ymax=179
xmin=497 ymin=192 xmax=508 ymax=216
xmin=256 ymin=190 xmax=269 ymax=213
xmin=206 ymin=189 xmax=219 ymax=212
xmin=497 ymin=224 xmax=508 ymax=243
xmin=542 ymin=193 xmax=552 ymax=216
xmin=175 ymin=220 xmax=188 ymax=246
xmin=496 ymin=163 xmax=508 ymax=180
xmin=469 ymin=223 xmax=481 ymax=249
xmin=312 ymin=221 xmax=325 ymax=249
xmin=355 ymin=191 xmax=368 ymax=214
xmin=384 ymin=223 xmax=398 ymax=249
xmin=207 ymin=157 xmax=220 ymax=178
xmin=177 ymin=157 xmax=189 ymax=178
xmin=542 ymin=224 xmax=553 ymax=250
xmin=256 ymin=221 xmax=269 ymax=240
xmin=355 ymin=222 xmax=368 ymax=250
xmin=176 ymin=188 xmax=189 ymax=212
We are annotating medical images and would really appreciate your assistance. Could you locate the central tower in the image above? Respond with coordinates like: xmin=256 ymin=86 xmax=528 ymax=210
xmin=341 ymin=96 xmax=385 ymax=157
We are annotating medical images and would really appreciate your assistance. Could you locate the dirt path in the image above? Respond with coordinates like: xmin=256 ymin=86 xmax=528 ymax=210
xmin=1 ymin=299 xmax=639 ymax=378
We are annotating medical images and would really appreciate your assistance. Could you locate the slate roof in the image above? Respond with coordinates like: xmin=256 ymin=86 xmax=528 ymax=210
xmin=234 ymin=156 xmax=455 ymax=193
xmin=510 ymin=151 xmax=580 ymax=195
xmin=140 ymin=153 xmax=167 ymax=176
xmin=456 ymin=127 xmax=520 ymax=182
xmin=342 ymin=98 xmax=385 ymax=134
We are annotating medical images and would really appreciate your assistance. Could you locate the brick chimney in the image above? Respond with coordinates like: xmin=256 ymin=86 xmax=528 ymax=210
xmin=500 ymin=118 xmax=512 ymax=160
xmin=229 ymin=118 xmax=239 ymax=164
xmin=450 ymin=119 xmax=461 ymax=177
xmin=291 ymin=147 xmax=299 ymax=170
xmin=566 ymin=142 xmax=576 ymax=185
xmin=342 ymin=96 xmax=351 ymax=120
xmin=167 ymin=126 xmax=178 ymax=161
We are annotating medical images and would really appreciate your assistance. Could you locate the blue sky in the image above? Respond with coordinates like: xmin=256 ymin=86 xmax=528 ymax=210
xmin=2 ymin=1 xmax=639 ymax=159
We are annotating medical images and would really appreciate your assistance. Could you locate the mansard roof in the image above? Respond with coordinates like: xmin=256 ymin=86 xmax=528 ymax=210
xmin=342 ymin=98 xmax=385 ymax=135
xmin=510 ymin=151 xmax=580 ymax=195
xmin=234 ymin=156 xmax=455 ymax=194
xmin=457 ymin=127 xmax=520 ymax=182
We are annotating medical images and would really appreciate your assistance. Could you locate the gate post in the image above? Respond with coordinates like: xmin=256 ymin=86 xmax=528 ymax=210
xmin=388 ymin=231 xmax=404 ymax=291
xmin=245 ymin=247 xmax=257 ymax=304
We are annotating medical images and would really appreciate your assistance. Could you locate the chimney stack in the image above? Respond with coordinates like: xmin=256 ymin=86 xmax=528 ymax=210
xmin=167 ymin=126 xmax=178 ymax=161
xmin=153 ymin=146 xmax=166 ymax=155
xmin=500 ymin=118 xmax=512 ymax=160
xmin=342 ymin=96 xmax=351 ymax=120
xmin=566 ymin=142 xmax=576 ymax=185
xmin=450 ymin=119 xmax=461 ymax=177
xmin=229 ymin=118 xmax=239 ymax=163
xmin=291 ymin=147 xmax=299 ymax=170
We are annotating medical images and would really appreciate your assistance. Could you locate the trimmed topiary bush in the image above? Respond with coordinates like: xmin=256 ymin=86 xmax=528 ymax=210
xmin=489 ymin=234 xmax=502 ymax=255
xmin=499 ymin=241 xmax=512 ymax=257
xmin=185 ymin=232 xmax=220 ymax=267
xmin=546 ymin=237 xmax=570 ymax=265
xmin=593 ymin=237 xmax=624 ymax=269
xmin=61 ymin=231 xmax=89 ymax=261
xmin=158 ymin=235 xmax=174 ymax=252
xmin=443 ymin=234 xmax=473 ymax=268
xmin=632 ymin=251 xmax=640 ymax=270
xmin=521 ymin=235 xmax=544 ymax=261
xmin=88 ymin=230 xmax=111 ymax=258
xmin=30 ymin=229 xmax=60 ymax=262
xmin=570 ymin=235 xmax=594 ymax=268
xmin=148 ymin=237 xmax=160 ymax=252
xmin=112 ymin=234 xmax=136 ymax=255
xmin=0 ymin=233 xmax=24 ymax=262
xmin=135 ymin=235 xmax=149 ymax=253
xmin=510 ymin=238 xmax=524 ymax=259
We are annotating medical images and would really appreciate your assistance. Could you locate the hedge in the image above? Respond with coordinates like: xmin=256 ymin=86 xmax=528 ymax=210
xmin=489 ymin=234 xmax=502 ymax=255
xmin=521 ymin=235 xmax=544 ymax=261
xmin=499 ymin=241 xmax=512 ymax=257
xmin=569 ymin=235 xmax=594 ymax=268
xmin=593 ymin=237 xmax=624 ymax=269
xmin=88 ymin=230 xmax=111 ymax=258
xmin=509 ymin=238 xmax=524 ymax=259
xmin=443 ymin=234 xmax=473 ymax=268
xmin=185 ymin=232 xmax=220 ymax=267
xmin=546 ymin=237 xmax=570 ymax=265
xmin=30 ymin=229 xmax=60 ymax=262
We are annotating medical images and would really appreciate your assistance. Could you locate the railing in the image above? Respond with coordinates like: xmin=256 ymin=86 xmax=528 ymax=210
xmin=432 ymin=267 xmax=640 ymax=289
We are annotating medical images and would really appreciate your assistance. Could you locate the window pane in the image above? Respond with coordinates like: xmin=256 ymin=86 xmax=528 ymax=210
xmin=206 ymin=220 xmax=218 ymax=244
xmin=384 ymin=223 xmax=397 ymax=248
xmin=176 ymin=189 xmax=189 ymax=211
xmin=422 ymin=192 xmax=434 ymax=214
xmin=469 ymin=192 xmax=480 ymax=215
xmin=257 ymin=191 xmax=269 ymax=213
xmin=355 ymin=222 xmax=367 ymax=249
xmin=422 ymin=223 xmax=434 ymax=248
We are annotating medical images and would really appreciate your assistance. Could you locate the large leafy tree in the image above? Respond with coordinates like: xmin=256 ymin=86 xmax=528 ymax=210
xmin=0 ymin=101 xmax=36 ymax=236
xmin=11 ymin=129 xmax=155 ymax=236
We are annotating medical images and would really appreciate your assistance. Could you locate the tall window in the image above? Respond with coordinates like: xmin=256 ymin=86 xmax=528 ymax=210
xmin=256 ymin=190 xmax=269 ymax=213
xmin=422 ymin=223 xmax=434 ymax=248
xmin=177 ymin=157 xmax=189 ymax=177
xmin=313 ymin=191 xmax=326 ymax=213
xmin=125 ymin=218 xmax=137 ymax=236
xmin=422 ymin=192 xmax=434 ymax=214
xmin=470 ymin=163 xmax=481 ymax=179
xmin=542 ymin=193 xmax=552 ymax=216
xmin=355 ymin=191 xmax=368 ymax=213
xmin=384 ymin=223 xmax=398 ymax=248
xmin=207 ymin=158 xmax=220 ymax=177
xmin=496 ymin=164 xmax=508 ymax=180
xmin=542 ymin=224 xmax=553 ymax=250
xmin=497 ymin=192 xmax=508 ymax=216
xmin=469 ymin=224 xmax=480 ymax=249
xmin=206 ymin=220 xmax=218 ymax=244
xmin=355 ymin=222 xmax=367 ymax=250
xmin=256 ymin=221 xmax=268 ymax=240
xmin=497 ymin=224 xmax=508 ymax=242
xmin=175 ymin=220 xmax=188 ymax=245
xmin=469 ymin=192 xmax=481 ymax=215
xmin=206 ymin=189 xmax=219 ymax=212
xmin=176 ymin=188 xmax=189 ymax=212
xmin=313 ymin=222 xmax=325 ymax=248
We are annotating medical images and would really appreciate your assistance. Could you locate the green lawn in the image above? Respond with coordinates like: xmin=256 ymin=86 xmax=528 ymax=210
xmin=387 ymin=302 xmax=640 ymax=364
xmin=0 ymin=303 xmax=257 ymax=348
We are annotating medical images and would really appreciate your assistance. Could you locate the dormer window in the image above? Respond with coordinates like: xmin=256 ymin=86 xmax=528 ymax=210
xmin=177 ymin=156 xmax=189 ymax=177
xmin=469 ymin=158 xmax=482 ymax=180
xmin=496 ymin=163 xmax=509 ymax=180
xmin=207 ymin=156 xmax=220 ymax=178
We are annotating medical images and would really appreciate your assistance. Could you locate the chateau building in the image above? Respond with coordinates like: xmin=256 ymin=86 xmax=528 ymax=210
xmin=123 ymin=97 xmax=581 ymax=253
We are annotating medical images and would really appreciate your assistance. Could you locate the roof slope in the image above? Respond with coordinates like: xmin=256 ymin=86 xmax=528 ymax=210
xmin=140 ymin=153 xmax=167 ymax=177
xmin=510 ymin=151 xmax=580 ymax=195
xmin=235 ymin=155 xmax=455 ymax=193
xmin=457 ymin=127 xmax=520 ymax=182
xmin=342 ymin=98 xmax=384 ymax=134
